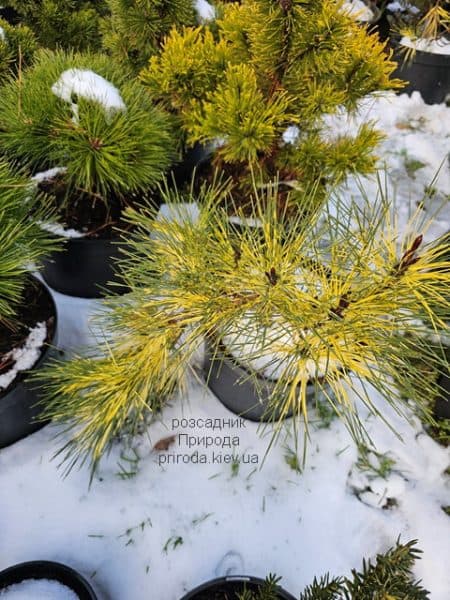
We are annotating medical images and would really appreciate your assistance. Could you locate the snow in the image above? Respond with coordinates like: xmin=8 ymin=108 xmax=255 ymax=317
xmin=0 ymin=323 xmax=47 ymax=391
xmin=341 ymin=0 xmax=374 ymax=22
xmin=37 ymin=221 xmax=85 ymax=239
xmin=282 ymin=125 xmax=300 ymax=145
xmin=194 ymin=0 xmax=215 ymax=23
xmin=0 ymin=579 xmax=78 ymax=600
xmin=400 ymin=35 xmax=450 ymax=56
xmin=51 ymin=69 xmax=126 ymax=119
xmin=0 ymin=26 xmax=5 ymax=41
xmin=387 ymin=2 xmax=420 ymax=15
xmin=31 ymin=167 xmax=67 ymax=185
xmin=0 ymin=94 xmax=449 ymax=598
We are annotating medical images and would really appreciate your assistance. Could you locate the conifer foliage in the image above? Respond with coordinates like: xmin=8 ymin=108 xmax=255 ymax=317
xmin=37 ymin=181 xmax=450 ymax=472
xmin=101 ymin=0 xmax=198 ymax=74
xmin=1 ymin=1 xmax=108 ymax=51
xmin=0 ymin=18 xmax=37 ymax=81
xmin=142 ymin=0 xmax=403 ymax=209
xmin=0 ymin=161 xmax=55 ymax=322
xmin=0 ymin=49 xmax=175 ymax=232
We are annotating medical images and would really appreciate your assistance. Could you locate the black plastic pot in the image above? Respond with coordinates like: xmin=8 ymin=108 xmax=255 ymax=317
xmin=391 ymin=40 xmax=450 ymax=105
xmin=180 ymin=575 xmax=295 ymax=600
xmin=204 ymin=338 xmax=325 ymax=422
xmin=0 ymin=561 xmax=97 ymax=600
xmin=435 ymin=371 xmax=450 ymax=420
xmin=170 ymin=143 xmax=213 ymax=188
xmin=0 ymin=7 xmax=20 ymax=25
xmin=0 ymin=277 xmax=58 ymax=449
xmin=40 ymin=236 xmax=129 ymax=298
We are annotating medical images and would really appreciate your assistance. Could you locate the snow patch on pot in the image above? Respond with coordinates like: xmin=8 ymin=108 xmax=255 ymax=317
xmin=51 ymin=69 xmax=126 ymax=120
xmin=0 ymin=578 xmax=78 ymax=599
xmin=194 ymin=0 xmax=215 ymax=23
xmin=0 ymin=322 xmax=47 ymax=391
xmin=37 ymin=220 xmax=85 ymax=239
xmin=400 ymin=36 xmax=450 ymax=56
xmin=31 ymin=166 xmax=67 ymax=185
xmin=341 ymin=0 xmax=374 ymax=22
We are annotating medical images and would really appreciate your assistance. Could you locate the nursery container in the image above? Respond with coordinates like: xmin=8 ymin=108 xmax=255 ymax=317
xmin=435 ymin=371 xmax=450 ymax=420
xmin=170 ymin=142 xmax=212 ymax=188
xmin=0 ymin=561 xmax=97 ymax=600
xmin=0 ymin=276 xmax=58 ymax=448
xmin=391 ymin=41 xmax=450 ymax=104
xmin=204 ymin=337 xmax=327 ymax=422
xmin=180 ymin=575 xmax=296 ymax=600
xmin=40 ymin=235 xmax=129 ymax=299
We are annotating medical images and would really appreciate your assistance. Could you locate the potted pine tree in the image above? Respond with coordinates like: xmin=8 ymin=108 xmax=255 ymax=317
xmin=180 ymin=540 xmax=429 ymax=599
xmin=141 ymin=0 xmax=403 ymax=215
xmin=387 ymin=0 xmax=450 ymax=103
xmin=36 ymin=180 xmax=450 ymax=472
xmin=0 ymin=161 xmax=59 ymax=448
xmin=0 ymin=49 xmax=176 ymax=297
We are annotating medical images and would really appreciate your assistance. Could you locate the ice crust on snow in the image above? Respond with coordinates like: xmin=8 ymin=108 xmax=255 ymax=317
xmin=400 ymin=35 xmax=450 ymax=56
xmin=0 ymin=579 xmax=78 ymax=600
xmin=194 ymin=0 xmax=215 ymax=23
xmin=51 ymin=69 xmax=126 ymax=116
xmin=0 ymin=93 xmax=449 ymax=599
xmin=0 ymin=322 xmax=47 ymax=390
xmin=341 ymin=0 xmax=374 ymax=22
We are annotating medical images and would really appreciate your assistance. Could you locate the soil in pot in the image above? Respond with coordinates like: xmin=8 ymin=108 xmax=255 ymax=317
xmin=0 ymin=561 xmax=97 ymax=600
xmin=37 ymin=171 xmax=141 ymax=298
xmin=0 ymin=275 xmax=58 ymax=447
xmin=181 ymin=576 xmax=295 ymax=600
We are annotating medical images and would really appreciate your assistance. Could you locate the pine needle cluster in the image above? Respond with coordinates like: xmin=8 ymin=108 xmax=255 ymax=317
xmin=0 ymin=161 xmax=56 ymax=323
xmin=0 ymin=18 xmax=37 ymax=81
xmin=388 ymin=1 xmax=450 ymax=45
xmin=1 ymin=1 xmax=108 ymax=52
xmin=0 ymin=49 xmax=175 ymax=228
xmin=101 ymin=0 xmax=198 ymax=74
xmin=234 ymin=540 xmax=429 ymax=598
xmin=141 ymin=0 xmax=403 ymax=210
xmin=37 ymin=179 xmax=449 ymax=472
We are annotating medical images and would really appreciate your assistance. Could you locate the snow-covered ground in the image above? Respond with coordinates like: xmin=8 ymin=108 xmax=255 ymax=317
xmin=0 ymin=92 xmax=449 ymax=599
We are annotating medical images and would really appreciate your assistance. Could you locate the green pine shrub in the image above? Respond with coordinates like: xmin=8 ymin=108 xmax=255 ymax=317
xmin=236 ymin=540 xmax=429 ymax=599
xmin=0 ymin=49 xmax=176 ymax=234
xmin=0 ymin=160 xmax=56 ymax=323
xmin=0 ymin=18 xmax=37 ymax=81
xmin=141 ymin=0 xmax=404 ymax=213
xmin=101 ymin=0 xmax=198 ymax=74
xmin=2 ymin=0 xmax=108 ymax=52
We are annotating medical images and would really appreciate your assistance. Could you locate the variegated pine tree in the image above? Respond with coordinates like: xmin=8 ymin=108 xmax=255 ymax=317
xmin=141 ymin=0 xmax=403 ymax=213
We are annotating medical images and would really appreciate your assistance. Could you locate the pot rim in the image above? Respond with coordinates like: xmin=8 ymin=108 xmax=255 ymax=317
xmin=180 ymin=575 xmax=296 ymax=600
xmin=0 ymin=560 xmax=97 ymax=599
